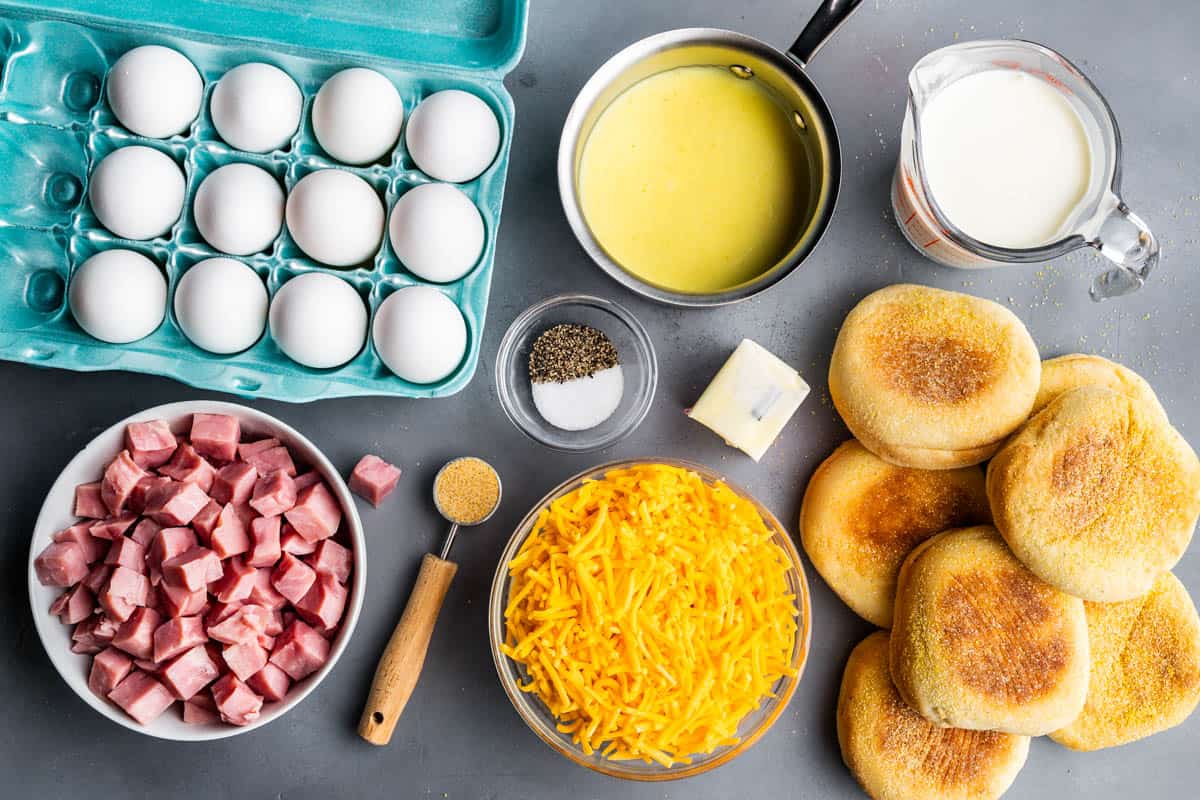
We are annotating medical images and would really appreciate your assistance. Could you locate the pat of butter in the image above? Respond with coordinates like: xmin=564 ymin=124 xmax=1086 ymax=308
xmin=688 ymin=339 xmax=809 ymax=462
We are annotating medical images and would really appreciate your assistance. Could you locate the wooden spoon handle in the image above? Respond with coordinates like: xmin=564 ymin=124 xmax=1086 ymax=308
xmin=357 ymin=553 xmax=458 ymax=745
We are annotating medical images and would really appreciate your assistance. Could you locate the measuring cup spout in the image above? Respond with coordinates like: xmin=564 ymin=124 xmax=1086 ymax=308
xmin=788 ymin=0 xmax=864 ymax=66
xmin=1088 ymin=193 xmax=1160 ymax=300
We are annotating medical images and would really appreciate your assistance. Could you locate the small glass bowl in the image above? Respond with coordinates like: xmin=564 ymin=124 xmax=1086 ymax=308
xmin=488 ymin=459 xmax=812 ymax=781
xmin=494 ymin=294 xmax=657 ymax=452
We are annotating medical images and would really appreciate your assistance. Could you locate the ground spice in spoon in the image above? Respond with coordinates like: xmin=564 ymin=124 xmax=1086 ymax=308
xmin=434 ymin=457 xmax=500 ymax=524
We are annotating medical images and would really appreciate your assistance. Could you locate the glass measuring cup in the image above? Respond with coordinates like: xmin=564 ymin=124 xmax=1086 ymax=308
xmin=891 ymin=40 xmax=1158 ymax=300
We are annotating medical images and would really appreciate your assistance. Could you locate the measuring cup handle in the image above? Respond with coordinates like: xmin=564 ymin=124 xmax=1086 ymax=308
xmin=788 ymin=0 xmax=865 ymax=66
xmin=1088 ymin=194 xmax=1160 ymax=300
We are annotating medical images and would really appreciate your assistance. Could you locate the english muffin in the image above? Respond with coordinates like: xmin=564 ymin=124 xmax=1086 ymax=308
xmin=829 ymin=284 xmax=1041 ymax=470
xmin=800 ymin=440 xmax=991 ymax=627
xmin=988 ymin=385 xmax=1200 ymax=602
xmin=1032 ymin=353 xmax=1166 ymax=419
xmin=1051 ymin=572 xmax=1200 ymax=751
xmin=889 ymin=526 xmax=1090 ymax=735
xmin=839 ymin=631 xmax=1030 ymax=800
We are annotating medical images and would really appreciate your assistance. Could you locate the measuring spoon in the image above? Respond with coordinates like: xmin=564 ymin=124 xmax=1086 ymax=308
xmin=358 ymin=457 xmax=502 ymax=745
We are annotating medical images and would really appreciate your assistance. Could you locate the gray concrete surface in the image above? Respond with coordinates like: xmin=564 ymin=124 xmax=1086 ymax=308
xmin=4 ymin=0 xmax=1199 ymax=797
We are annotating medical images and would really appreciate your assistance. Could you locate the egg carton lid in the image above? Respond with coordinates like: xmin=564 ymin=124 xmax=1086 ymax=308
xmin=0 ymin=0 xmax=529 ymax=76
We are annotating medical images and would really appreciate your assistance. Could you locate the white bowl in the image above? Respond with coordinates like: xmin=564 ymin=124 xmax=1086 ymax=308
xmin=27 ymin=400 xmax=366 ymax=741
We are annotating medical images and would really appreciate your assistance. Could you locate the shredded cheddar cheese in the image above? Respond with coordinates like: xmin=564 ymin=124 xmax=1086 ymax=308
xmin=501 ymin=464 xmax=799 ymax=766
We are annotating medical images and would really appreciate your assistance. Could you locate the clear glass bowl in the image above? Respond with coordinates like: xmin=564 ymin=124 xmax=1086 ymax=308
xmin=488 ymin=459 xmax=812 ymax=780
xmin=494 ymin=294 xmax=657 ymax=452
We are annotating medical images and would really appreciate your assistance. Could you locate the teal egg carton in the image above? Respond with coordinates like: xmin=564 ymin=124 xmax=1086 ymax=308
xmin=0 ymin=0 xmax=528 ymax=401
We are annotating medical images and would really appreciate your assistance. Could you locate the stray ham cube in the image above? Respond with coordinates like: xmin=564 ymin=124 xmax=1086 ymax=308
xmin=190 ymin=413 xmax=240 ymax=463
xmin=247 ymin=516 xmax=281 ymax=568
xmin=244 ymin=445 xmax=296 ymax=479
xmin=280 ymin=524 xmax=317 ymax=555
xmin=127 ymin=475 xmax=170 ymax=515
xmin=159 ymin=645 xmax=221 ymax=700
xmin=306 ymin=539 xmax=352 ymax=584
xmin=210 ymin=504 xmax=250 ymax=560
xmin=125 ymin=419 xmax=178 ymax=469
xmin=74 ymin=482 xmax=108 ymax=519
xmin=271 ymin=553 xmax=316 ymax=605
xmin=269 ymin=619 xmax=329 ymax=681
xmin=146 ymin=480 xmax=210 ymax=527
xmin=89 ymin=646 xmax=133 ymax=697
xmin=207 ymin=604 xmax=270 ymax=645
xmin=53 ymin=522 xmax=105 ymax=564
xmin=153 ymin=615 xmax=207 ymax=662
xmin=104 ymin=536 xmax=146 ymax=572
xmin=250 ymin=471 xmax=296 ymax=518
xmin=34 ymin=540 xmax=90 ymax=587
xmin=162 ymin=548 xmax=221 ymax=592
xmin=223 ymin=641 xmax=269 ymax=682
xmin=101 ymin=450 xmax=147 ymax=515
xmin=211 ymin=462 xmax=257 ymax=506
xmin=158 ymin=443 xmax=216 ymax=493
xmin=295 ymin=572 xmax=348 ymax=632
xmin=160 ymin=580 xmax=207 ymax=618
xmin=51 ymin=584 xmax=95 ymax=625
xmin=211 ymin=673 xmax=262 ymax=726
xmin=129 ymin=519 xmax=161 ymax=548
xmin=349 ymin=454 xmax=401 ymax=507
xmin=212 ymin=557 xmax=257 ymax=604
xmin=183 ymin=692 xmax=220 ymax=724
xmin=108 ymin=671 xmax=175 ymax=724
xmin=112 ymin=607 xmax=163 ymax=660
xmin=248 ymin=568 xmax=288 ymax=610
xmin=89 ymin=514 xmax=138 ymax=541
xmin=283 ymin=482 xmax=341 ymax=542
xmin=247 ymin=662 xmax=291 ymax=703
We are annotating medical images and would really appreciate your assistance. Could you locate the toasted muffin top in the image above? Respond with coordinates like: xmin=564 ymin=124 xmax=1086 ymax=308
xmin=1032 ymin=353 xmax=1166 ymax=420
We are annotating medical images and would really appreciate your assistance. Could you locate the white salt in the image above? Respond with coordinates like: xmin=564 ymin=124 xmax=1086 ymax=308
xmin=532 ymin=365 xmax=624 ymax=431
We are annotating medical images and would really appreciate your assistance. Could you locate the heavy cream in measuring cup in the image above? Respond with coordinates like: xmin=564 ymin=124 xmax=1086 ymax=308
xmin=918 ymin=69 xmax=1092 ymax=249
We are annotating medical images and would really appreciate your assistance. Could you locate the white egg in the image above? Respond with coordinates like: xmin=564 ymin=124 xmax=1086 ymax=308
xmin=405 ymin=90 xmax=500 ymax=183
xmin=210 ymin=63 xmax=302 ymax=153
xmin=285 ymin=169 xmax=384 ymax=267
xmin=269 ymin=272 xmax=367 ymax=368
xmin=89 ymin=145 xmax=185 ymax=240
xmin=388 ymin=183 xmax=485 ymax=283
xmin=69 ymin=249 xmax=166 ymax=343
xmin=193 ymin=163 xmax=285 ymax=255
xmin=106 ymin=45 xmax=203 ymax=138
xmin=174 ymin=257 xmax=268 ymax=354
xmin=372 ymin=285 xmax=466 ymax=383
xmin=312 ymin=68 xmax=404 ymax=165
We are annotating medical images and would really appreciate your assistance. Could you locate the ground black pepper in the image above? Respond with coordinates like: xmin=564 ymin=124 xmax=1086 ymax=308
xmin=528 ymin=324 xmax=620 ymax=383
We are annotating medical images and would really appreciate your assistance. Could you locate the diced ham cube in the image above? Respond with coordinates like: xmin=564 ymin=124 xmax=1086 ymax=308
xmin=53 ymin=522 xmax=105 ymax=564
xmin=280 ymin=523 xmax=316 ymax=555
xmin=125 ymin=419 xmax=178 ymax=469
xmin=349 ymin=454 xmax=402 ymax=507
xmin=183 ymin=692 xmax=220 ymax=724
xmin=129 ymin=519 xmax=161 ymax=548
xmin=247 ymin=662 xmax=291 ymax=703
xmin=34 ymin=540 xmax=89 ymax=587
xmin=159 ymin=644 xmax=221 ymax=700
xmin=306 ymin=539 xmax=353 ymax=584
xmin=127 ymin=475 xmax=170 ymax=515
xmin=74 ymin=482 xmax=108 ymax=519
xmin=89 ymin=514 xmax=138 ymax=541
xmin=207 ymin=604 xmax=270 ymax=645
xmin=71 ymin=614 xmax=119 ymax=654
xmin=206 ymin=601 xmax=241 ymax=629
xmin=264 ymin=609 xmax=285 ymax=636
xmin=244 ymin=445 xmax=296 ymax=479
xmin=162 ymin=547 xmax=221 ymax=592
xmin=153 ymin=615 xmax=207 ymax=662
xmin=101 ymin=450 xmax=147 ymax=515
xmin=160 ymin=580 xmax=208 ymax=618
xmin=145 ymin=480 xmax=210 ymax=526
xmin=134 ymin=658 xmax=161 ymax=673
xmin=100 ymin=564 xmax=150 ymax=622
xmin=292 ymin=471 xmax=322 ymax=492
xmin=108 ymin=671 xmax=175 ymax=724
xmin=212 ymin=557 xmax=257 ymax=604
xmin=51 ymin=584 xmax=95 ymax=625
xmin=295 ymin=572 xmax=348 ymax=632
xmin=190 ymin=413 xmax=240 ymax=463
xmin=112 ymin=607 xmax=162 ymax=660
xmin=104 ymin=536 xmax=146 ymax=572
xmin=270 ymin=619 xmax=330 ymax=681
xmin=246 ymin=516 xmax=282 ymax=568
xmin=210 ymin=462 xmax=258 ymax=506
xmin=223 ymin=641 xmax=269 ymax=682
xmin=283 ymin=482 xmax=341 ymax=542
xmin=271 ymin=553 xmax=316 ymax=605
xmin=257 ymin=633 xmax=276 ymax=651
xmin=158 ymin=443 xmax=216 ymax=493
xmin=189 ymin=499 xmax=221 ymax=544
xmin=210 ymin=503 xmax=250 ymax=560
xmin=211 ymin=673 xmax=262 ymax=726
xmin=88 ymin=646 xmax=133 ymax=697
xmin=250 ymin=471 xmax=297 ymax=518
xmin=148 ymin=526 xmax=197 ymax=582
xmin=82 ymin=563 xmax=113 ymax=594
xmin=247 ymin=568 xmax=288 ymax=610
xmin=238 ymin=438 xmax=280 ymax=461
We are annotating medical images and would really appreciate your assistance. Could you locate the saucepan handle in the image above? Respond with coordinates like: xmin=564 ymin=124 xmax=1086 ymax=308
xmin=788 ymin=0 xmax=865 ymax=66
